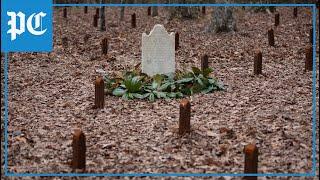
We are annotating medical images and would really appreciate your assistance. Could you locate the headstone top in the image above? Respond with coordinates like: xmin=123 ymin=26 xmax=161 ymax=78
xmin=143 ymin=24 xmax=174 ymax=37
xmin=142 ymin=24 xmax=175 ymax=77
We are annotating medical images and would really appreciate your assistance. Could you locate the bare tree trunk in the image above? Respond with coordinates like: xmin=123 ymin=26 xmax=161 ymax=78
xmin=120 ymin=0 xmax=125 ymax=21
xmin=206 ymin=0 xmax=236 ymax=33
xmin=248 ymin=0 xmax=276 ymax=13
xmin=151 ymin=0 xmax=158 ymax=17
xmin=99 ymin=0 xmax=106 ymax=31
xmin=167 ymin=0 xmax=199 ymax=20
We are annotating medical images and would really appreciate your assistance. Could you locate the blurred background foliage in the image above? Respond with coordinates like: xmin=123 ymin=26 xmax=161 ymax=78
xmin=53 ymin=0 xmax=316 ymax=33
xmin=53 ymin=0 xmax=318 ymax=4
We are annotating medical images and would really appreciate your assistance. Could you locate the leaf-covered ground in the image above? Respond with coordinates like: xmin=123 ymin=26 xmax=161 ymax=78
xmin=1 ymin=6 xmax=319 ymax=180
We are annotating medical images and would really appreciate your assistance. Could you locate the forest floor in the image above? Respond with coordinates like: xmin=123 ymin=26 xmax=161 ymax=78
xmin=1 ymin=6 xmax=319 ymax=180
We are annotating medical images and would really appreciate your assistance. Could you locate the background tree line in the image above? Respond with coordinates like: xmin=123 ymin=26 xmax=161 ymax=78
xmin=53 ymin=0 xmax=318 ymax=4
xmin=54 ymin=0 xmax=317 ymax=34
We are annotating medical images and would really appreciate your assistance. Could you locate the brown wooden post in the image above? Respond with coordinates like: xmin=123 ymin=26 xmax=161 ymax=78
xmin=305 ymin=45 xmax=313 ymax=71
xmin=84 ymin=34 xmax=90 ymax=43
xmin=131 ymin=13 xmax=136 ymax=28
xmin=62 ymin=37 xmax=68 ymax=48
xmin=275 ymin=13 xmax=279 ymax=26
xmin=175 ymin=32 xmax=179 ymax=50
xmin=201 ymin=54 xmax=209 ymax=71
xmin=309 ymin=28 xmax=313 ymax=44
xmin=84 ymin=6 xmax=88 ymax=14
xmin=101 ymin=38 xmax=108 ymax=55
xmin=293 ymin=7 xmax=297 ymax=18
xmin=71 ymin=129 xmax=86 ymax=170
xmin=179 ymin=99 xmax=191 ymax=135
xmin=268 ymin=29 xmax=275 ymax=47
xmin=147 ymin=7 xmax=151 ymax=16
xmin=254 ymin=50 xmax=262 ymax=75
xmin=202 ymin=6 xmax=206 ymax=15
xmin=244 ymin=144 xmax=258 ymax=180
xmin=95 ymin=76 xmax=105 ymax=109
xmin=93 ymin=14 xmax=98 ymax=27
xmin=63 ymin=7 xmax=67 ymax=18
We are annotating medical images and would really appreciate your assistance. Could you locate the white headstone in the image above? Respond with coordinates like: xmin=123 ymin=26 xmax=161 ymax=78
xmin=142 ymin=24 xmax=175 ymax=77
